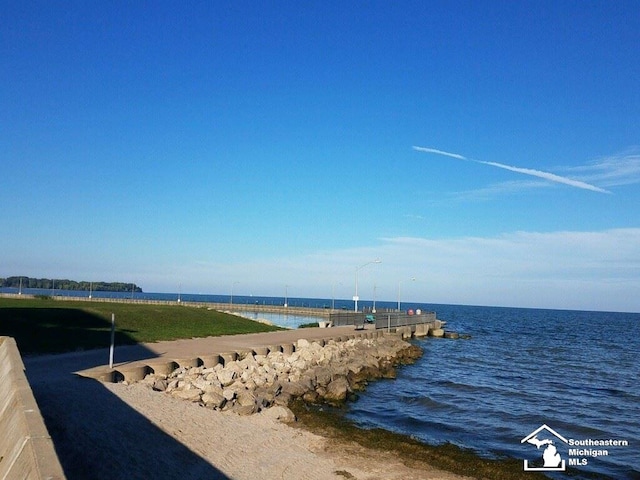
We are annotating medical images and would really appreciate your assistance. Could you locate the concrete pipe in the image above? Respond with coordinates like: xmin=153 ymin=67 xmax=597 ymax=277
xmin=219 ymin=352 xmax=238 ymax=365
xmin=116 ymin=365 xmax=150 ymax=383
xmin=175 ymin=357 xmax=200 ymax=368
xmin=252 ymin=346 xmax=269 ymax=356
xmin=147 ymin=360 xmax=179 ymax=376
xmin=199 ymin=354 xmax=221 ymax=368
xmin=280 ymin=343 xmax=294 ymax=355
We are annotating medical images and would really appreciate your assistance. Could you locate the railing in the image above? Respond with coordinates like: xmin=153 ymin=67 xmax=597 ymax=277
xmin=329 ymin=311 xmax=436 ymax=330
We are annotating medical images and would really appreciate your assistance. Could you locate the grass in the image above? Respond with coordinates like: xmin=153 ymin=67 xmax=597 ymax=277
xmin=0 ymin=297 xmax=283 ymax=355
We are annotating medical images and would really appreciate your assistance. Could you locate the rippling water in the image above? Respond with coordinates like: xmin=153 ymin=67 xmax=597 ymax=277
xmin=345 ymin=305 xmax=640 ymax=479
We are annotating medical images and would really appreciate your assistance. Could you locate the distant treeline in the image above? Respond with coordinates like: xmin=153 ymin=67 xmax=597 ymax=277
xmin=1 ymin=276 xmax=143 ymax=293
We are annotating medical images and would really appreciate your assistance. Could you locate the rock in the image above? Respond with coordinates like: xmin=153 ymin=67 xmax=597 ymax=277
xmin=274 ymin=391 xmax=293 ymax=407
xmin=152 ymin=378 xmax=168 ymax=392
xmin=217 ymin=368 xmax=237 ymax=386
xmin=324 ymin=377 xmax=350 ymax=403
xmin=236 ymin=389 xmax=257 ymax=408
xmin=280 ymin=380 xmax=307 ymax=398
xmin=312 ymin=366 xmax=333 ymax=387
xmin=171 ymin=388 xmax=202 ymax=402
xmin=147 ymin=333 xmax=425 ymax=416
xmin=261 ymin=405 xmax=296 ymax=423
xmin=201 ymin=390 xmax=226 ymax=409
xmin=222 ymin=388 xmax=236 ymax=402
xmin=233 ymin=403 xmax=259 ymax=416
xmin=302 ymin=390 xmax=320 ymax=403
xmin=430 ymin=328 xmax=445 ymax=338
xmin=296 ymin=338 xmax=311 ymax=350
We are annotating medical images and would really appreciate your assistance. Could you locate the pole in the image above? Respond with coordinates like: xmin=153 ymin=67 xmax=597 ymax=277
xmin=354 ymin=259 xmax=381 ymax=312
xmin=109 ymin=313 xmax=115 ymax=369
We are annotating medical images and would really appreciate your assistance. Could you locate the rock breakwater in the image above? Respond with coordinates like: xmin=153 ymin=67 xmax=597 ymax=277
xmin=139 ymin=335 xmax=422 ymax=416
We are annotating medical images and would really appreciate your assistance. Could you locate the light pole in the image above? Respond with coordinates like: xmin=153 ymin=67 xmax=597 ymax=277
xmin=372 ymin=282 xmax=377 ymax=313
xmin=354 ymin=259 xmax=381 ymax=312
xmin=284 ymin=284 xmax=289 ymax=307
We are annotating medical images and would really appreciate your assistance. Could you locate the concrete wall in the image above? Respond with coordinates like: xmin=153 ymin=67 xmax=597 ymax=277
xmin=0 ymin=336 xmax=65 ymax=480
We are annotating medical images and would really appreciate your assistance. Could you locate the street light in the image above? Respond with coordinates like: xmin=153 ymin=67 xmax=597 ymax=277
xmin=354 ymin=259 xmax=381 ymax=312
xmin=284 ymin=284 xmax=289 ymax=307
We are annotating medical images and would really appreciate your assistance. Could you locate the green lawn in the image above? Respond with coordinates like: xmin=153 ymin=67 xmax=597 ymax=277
xmin=0 ymin=297 xmax=282 ymax=355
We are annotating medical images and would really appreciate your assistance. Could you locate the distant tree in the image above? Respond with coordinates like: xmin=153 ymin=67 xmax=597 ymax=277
xmin=0 ymin=276 xmax=142 ymax=292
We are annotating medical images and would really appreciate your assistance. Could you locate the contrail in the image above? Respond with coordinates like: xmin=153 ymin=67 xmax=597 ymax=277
xmin=412 ymin=146 xmax=467 ymax=160
xmin=413 ymin=146 xmax=611 ymax=194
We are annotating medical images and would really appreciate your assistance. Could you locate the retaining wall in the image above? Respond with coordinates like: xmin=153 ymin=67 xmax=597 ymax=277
xmin=0 ymin=336 xmax=65 ymax=480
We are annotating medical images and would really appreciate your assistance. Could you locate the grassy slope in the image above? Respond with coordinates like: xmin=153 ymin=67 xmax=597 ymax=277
xmin=0 ymin=297 xmax=282 ymax=355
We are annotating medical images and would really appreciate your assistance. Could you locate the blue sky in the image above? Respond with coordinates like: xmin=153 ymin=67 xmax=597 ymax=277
xmin=2 ymin=1 xmax=640 ymax=312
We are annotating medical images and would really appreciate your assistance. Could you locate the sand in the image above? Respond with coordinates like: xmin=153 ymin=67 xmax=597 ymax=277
xmin=23 ymin=335 xmax=468 ymax=480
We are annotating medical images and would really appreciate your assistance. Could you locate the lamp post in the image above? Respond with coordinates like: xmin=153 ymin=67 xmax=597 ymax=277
xmin=354 ymin=259 xmax=381 ymax=312
xmin=284 ymin=284 xmax=289 ymax=307
xmin=372 ymin=282 xmax=377 ymax=313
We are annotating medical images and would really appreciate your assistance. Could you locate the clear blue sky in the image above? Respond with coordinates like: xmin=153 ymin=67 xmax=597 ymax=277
xmin=2 ymin=1 xmax=639 ymax=312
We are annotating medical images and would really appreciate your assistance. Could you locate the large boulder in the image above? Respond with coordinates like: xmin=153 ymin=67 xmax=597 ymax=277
xmin=324 ymin=377 xmax=350 ymax=403
xmin=260 ymin=405 xmax=296 ymax=423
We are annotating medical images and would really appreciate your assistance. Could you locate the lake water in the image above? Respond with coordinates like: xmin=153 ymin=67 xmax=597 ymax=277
xmin=3 ymin=289 xmax=638 ymax=478
xmin=345 ymin=305 xmax=640 ymax=480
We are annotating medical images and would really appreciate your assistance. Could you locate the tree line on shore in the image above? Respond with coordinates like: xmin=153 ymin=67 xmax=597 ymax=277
xmin=0 ymin=276 xmax=142 ymax=293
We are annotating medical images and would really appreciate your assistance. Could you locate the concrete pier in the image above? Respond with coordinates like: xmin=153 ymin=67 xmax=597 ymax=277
xmin=73 ymin=319 xmax=443 ymax=384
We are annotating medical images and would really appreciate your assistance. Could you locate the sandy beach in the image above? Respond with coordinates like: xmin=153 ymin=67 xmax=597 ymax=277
xmin=23 ymin=334 xmax=468 ymax=480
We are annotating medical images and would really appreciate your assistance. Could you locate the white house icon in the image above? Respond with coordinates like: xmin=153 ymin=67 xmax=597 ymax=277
xmin=521 ymin=424 xmax=569 ymax=471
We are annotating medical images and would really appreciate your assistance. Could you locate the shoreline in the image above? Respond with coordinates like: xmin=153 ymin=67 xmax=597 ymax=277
xmin=22 ymin=332 xmax=542 ymax=479
xmin=25 ymin=333 xmax=471 ymax=479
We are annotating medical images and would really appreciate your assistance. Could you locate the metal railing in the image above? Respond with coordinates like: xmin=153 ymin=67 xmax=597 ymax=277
xmin=329 ymin=311 xmax=436 ymax=330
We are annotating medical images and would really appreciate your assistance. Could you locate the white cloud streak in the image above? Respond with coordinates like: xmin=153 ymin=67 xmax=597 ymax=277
xmin=478 ymin=160 xmax=611 ymax=193
xmin=563 ymin=149 xmax=640 ymax=188
xmin=412 ymin=145 xmax=467 ymax=160
xmin=413 ymin=145 xmax=612 ymax=194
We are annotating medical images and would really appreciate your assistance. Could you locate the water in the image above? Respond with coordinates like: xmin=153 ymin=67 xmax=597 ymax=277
xmin=346 ymin=305 xmax=640 ymax=479
xmin=3 ymin=289 xmax=639 ymax=478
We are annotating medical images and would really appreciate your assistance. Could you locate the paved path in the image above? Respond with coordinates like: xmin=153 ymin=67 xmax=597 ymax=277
xmin=25 ymin=324 xmax=376 ymax=383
